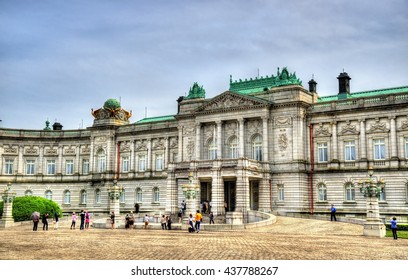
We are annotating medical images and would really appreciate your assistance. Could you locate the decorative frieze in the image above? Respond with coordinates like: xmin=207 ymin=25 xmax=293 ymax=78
xmin=81 ymin=145 xmax=91 ymax=154
xmin=278 ymin=133 xmax=288 ymax=151
xmin=274 ymin=116 xmax=292 ymax=127
xmin=338 ymin=121 xmax=359 ymax=135
xmin=3 ymin=146 xmax=18 ymax=154
xmin=135 ymin=140 xmax=148 ymax=151
xmin=367 ymin=119 xmax=389 ymax=133
xmin=24 ymin=146 xmax=39 ymax=155
xmin=64 ymin=147 xmax=76 ymax=155
xmin=44 ymin=147 xmax=58 ymax=156
xmin=314 ymin=124 xmax=331 ymax=137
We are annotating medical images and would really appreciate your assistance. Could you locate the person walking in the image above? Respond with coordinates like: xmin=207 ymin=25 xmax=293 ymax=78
xmin=390 ymin=216 xmax=398 ymax=240
xmin=80 ymin=210 xmax=85 ymax=230
xmin=209 ymin=212 xmax=215 ymax=224
xmin=129 ymin=211 xmax=135 ymax=229
xmin=195 ymin=210 xmax=202 ymax=233
xmin=110 ymin=211 xmax=115 ymax=229
xmin=53 ymin=211 xmax=59 ymax=230
xmin=188 ymin=213 xmax=194 ymax=233
xmin=31 ymin=212 xmax=40 ymax=231
xmin=70 ymin=212 xmax=77 ymax=230
xmin=144 ymin=214 xmax=150 ymax=229
xmin=330 ymin=204 xmax=337 ymax=221
xmin=167 ymin=216 xmax=172 ymax=230
xmin=42 ymin=213 xmax=49 ymax=231
xmin=85 ymin=211 xmax=90 ymax=229
xmin=181 ymin=200 xmax=186 ymax=216
xmin=161 ymin=215 xmax=167 ymax=230
xmin=177 ymin=210 xmax=182 ymax=223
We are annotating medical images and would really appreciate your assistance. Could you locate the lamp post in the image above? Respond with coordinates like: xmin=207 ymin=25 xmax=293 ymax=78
xmin=107 ymin=177 xmax=123 ymax=216
xmin=356 ymin=166 xmax=386 ymax=237
xmin=181 ymin=172 xmax=199 ymax=220
xmin=0 ymin=182 xmax=16 ymax=228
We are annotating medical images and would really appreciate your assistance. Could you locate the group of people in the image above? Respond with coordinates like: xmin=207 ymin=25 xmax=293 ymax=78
xmin=125 ymin=211 xmax=135 ymax=229
xmin=70 ymin=210 xmax=91 ymax=230
xmin=160 ymin=215 xmax=173 ymax=230
xmin=31 ymin=211 xmax=59 ymax=231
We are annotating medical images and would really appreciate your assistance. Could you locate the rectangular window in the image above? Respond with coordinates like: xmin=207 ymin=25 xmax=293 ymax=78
xmin=47 ymin=160 xmax=56 ymax=175
xmin=155 ymin=154 xmax=163 ymax=171
xmin=82 ymin=159 xmax=89 ymax=174
xmin=373 ymin=139 xmax=385 ymax=160
xmin=139 ymin=155 xmax=146 ymax=172
xmin=66 ymin=160 xmax=74 ymax=175
xmin=4 ymin=159 xmax=14 ymax=175
xmin=26 ymin=160 xmax=35 ymax=175
xmin=379 ymin=191 xmax=386 ymax=202
xmin=345 ymin=183 xmax=355 ymax=201
xmin=405 ymin=138 xmax=408 ymax=159
xmin=317 ymin=143 xmax=328 ymax=162
xmin=344 ymin=140 xmax=356 ymax=161
xmin=277 ymin=184 xmax=284 ymax=201
xmin=122 ymin=156 xmax=129 ymax=172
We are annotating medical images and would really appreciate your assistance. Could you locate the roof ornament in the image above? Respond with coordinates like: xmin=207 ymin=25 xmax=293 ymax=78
xmin=185 ymin=82 xmax=206 ymax=100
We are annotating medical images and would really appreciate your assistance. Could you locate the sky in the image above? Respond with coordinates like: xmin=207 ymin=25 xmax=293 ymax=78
xmin=0 ymin=0 xmax=407 ymax=130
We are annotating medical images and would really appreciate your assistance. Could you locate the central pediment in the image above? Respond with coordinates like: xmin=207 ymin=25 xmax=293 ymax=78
xmin=196 ymin=91 xmax=271 ymax=114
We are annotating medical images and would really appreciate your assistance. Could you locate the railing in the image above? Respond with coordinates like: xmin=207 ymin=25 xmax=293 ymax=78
xmin=0 ymin=129 xmax=91 ymax=138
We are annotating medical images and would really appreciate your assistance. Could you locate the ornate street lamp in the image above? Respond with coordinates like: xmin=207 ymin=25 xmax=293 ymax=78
xmin=107 ymin=177 xmax=124 ymax=215
xmin=181 ymin=172 xmax=199 ymax=221
xmin=0 ymin=182 xmax=16 ymax=228
xmin=356 ymin=167 xmax=386 ymax=238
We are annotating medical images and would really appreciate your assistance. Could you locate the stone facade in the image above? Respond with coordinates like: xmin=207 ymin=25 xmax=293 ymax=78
xmin=1 ymin=68 xmax=408 ymax=220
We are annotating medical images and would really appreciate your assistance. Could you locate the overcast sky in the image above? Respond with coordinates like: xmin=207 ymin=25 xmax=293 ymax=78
xmin=1 ymin=0 xmax=407 ymax=130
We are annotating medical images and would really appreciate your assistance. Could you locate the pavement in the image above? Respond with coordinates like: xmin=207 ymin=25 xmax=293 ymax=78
xmin=0 ymin=216 xmax=407 ymax=260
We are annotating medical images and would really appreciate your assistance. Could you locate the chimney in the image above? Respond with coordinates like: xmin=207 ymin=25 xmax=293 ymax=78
xmin=308 ymin=78 xmax=317 ymax=93
xmin=52 ymin=122 xmax=63 ymax=130
xmin=337 ymin=71 xmax=351 ymax=94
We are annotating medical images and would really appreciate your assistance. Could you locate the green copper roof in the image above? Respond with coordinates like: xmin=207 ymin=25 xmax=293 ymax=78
xmin=229 ymin=67 xmax=302 ymax=94
xmin=136 ymin=115 xmax=176 ymax=124
xmin=317 ymin=86 xmax=408 ymax=102
xmin=104 ymin=98 xmax=121 ymax=110
xmin=185 ymin=82 xmax=206 ymax=100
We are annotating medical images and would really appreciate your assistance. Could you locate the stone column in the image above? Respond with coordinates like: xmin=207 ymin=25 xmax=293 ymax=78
xmin=147 ymin=139 xmax=152 ymax=171
xmin=17 ymin=145 xmax=24 ymax=175
xmin=262 ymin=117 xmax=269 ymax=162
xmin=130 ymin=140 xmax=135 ymax=172
xmin=238 ymin=118 xmax=245 ymax=157
xmin=195 ymin=123 xmax=201 ymax=161
xmin=359 ymin=119 xmax=368 ymax=169
xmin=57 ymin=146 xmax=63 ymax=174
xmin=178 ymin=126 xmax=183 ymax=162
xmin=75 ymin=145 xmax=80 ymax=174
xmin=164 ymin=137 xmax=169 ymax=169
xmin=216 ymin=121 xmax=222 ymax=159
xmin=0 ymin=183 xmax=16 ymax=228
xmin=89 ymin=138 xmax=95 ymax=173
xmin=211 ymin=162 xmax=223 ymax=215
xmin=38 ymin=146 xmax=44 ymax=174
xmin=389 ymin=116 xmax=398 ymax=167
xmin=330 ymin=121 xmax=339 ymax=169
xmin=165 ymin=164 xmax=178 ymax=213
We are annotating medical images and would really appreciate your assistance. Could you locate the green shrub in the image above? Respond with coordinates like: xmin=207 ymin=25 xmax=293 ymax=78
xmin=0 ymin=196 xmax=61 ymax=222
xmin=385 ymin=223 xmax=408 ymax=231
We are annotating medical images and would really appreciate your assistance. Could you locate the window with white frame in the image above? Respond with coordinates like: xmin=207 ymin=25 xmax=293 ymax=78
xmin=153 ymin=187 xmax=160 ymax=203
xmin=229 ymin=136 xmax=239 ymax=158
xmin=26 ymin=160 xmax=35 ymax=175
xmin=252 ymin=135 xmax=263 ymax=161
xmin=25 ymin=190 xmax=33 ymax=196
xmin=5 ymin=159 xmax=14 ymax=175
xmin=45 ymin=190 xmax=53 ymax=200
xmin=344 ymin=140 xmax=356 ymax=161
xmin=64 ymin=190 xmax=71 ymax=204
xmin=345 ymin=182 xmax=355 ymax=201
xmin=80 ymin=190 xmax=87 ymax=204
xmin=120 ymin=189 xmax=125 ymax=203
xmin=405 ymin=138 xmax=408 ymax=159
xmin=208 ymin=138 xmax=217 ymax=160
xmin=95 ymin=189 xmax=101 ymax=204
xmin=122 ymin=156 xmax=129 ymax=172
xmin=66 ymin=160 xmax=74 ymax=175
xmin=136 ymin=188 xmax=142 ymax=203
xmin=379 ymin=189 xmax=386 ymax=202
xmin=97 ymin=150 xmax=106 ymax=172
xmin=277 ymin=184 xmax=284 ymax=201
xmin=47 ymin=160 xmax=56 ymax=175
xmin=373 ymin=139 xmax=385 ymax=160
xmin=318 ymin=183 xmax=327 ymax=201
xmin=138 ymin=155 xmax=146 ymax=171
xmin=317 ymin=143 xmax=328 ymax=162
xmin=155 ymin=154 xmax=163 ymax=171
xmin=82 ymin=159 xmax=90 ymax=174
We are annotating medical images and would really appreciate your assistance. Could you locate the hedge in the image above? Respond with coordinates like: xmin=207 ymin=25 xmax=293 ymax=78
xmin=385 ymin=223 xmax=408 ymax=231
xmin=0 ymin=196 xmax=62 ymax=222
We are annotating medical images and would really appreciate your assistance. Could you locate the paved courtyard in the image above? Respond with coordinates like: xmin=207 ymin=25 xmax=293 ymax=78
xmin=0 ymin=216 xmax=407 ymax=260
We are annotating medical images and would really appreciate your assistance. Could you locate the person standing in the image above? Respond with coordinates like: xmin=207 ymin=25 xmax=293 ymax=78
xmin=188 ymin=213 xmax=194 ymax=233
xmin=42 ymin=213 xmax=49 ymax=231
xmin=54 ymin=211 xmax=59 ymax=230
xmin=167 ymin=216 xmax=172 ymax=230
xmin=85 ymin=211 xmax=90 ymax=229
xmin=181 ymin=200 xmax=186 ymax=216
xmin=32 ymin=212 xmax=40 ymax=231
xmin=330 ymin=204 xmax=337 ymax=221
xmin=144 ymin=214 xmax=150 ymax=229
xmin=390 ymin=217 xmax=398 ymax=240
xmin=80 ymin=210 xmax=85 ymax=230
xmin=110 ymin=211 xmax=115 ymax=229
xmin=129 ymin=211 xmax=135 ymax=229
xmin=195 ymin=210 xmax=202 ymax=233
xmin=209 ymin=212 xmax=215 ymax=224
xmin=70 ymin=212 xmax=77 ymax=230
xmin=134 ymin=203 xmax=140 ymax=214
xmin=161 ymin=215 xmax=167 ymax=230
xmin=177 ymin=210 xmax=182 ymax=223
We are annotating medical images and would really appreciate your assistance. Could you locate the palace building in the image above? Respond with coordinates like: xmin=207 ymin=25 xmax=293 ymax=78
xmin=1 ymin=67 xmax=408 ymax=220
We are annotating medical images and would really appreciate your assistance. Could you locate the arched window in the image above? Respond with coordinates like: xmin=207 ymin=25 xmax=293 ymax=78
xmin=120 ymin=189 xmax=125 ymax=203
xmin=25 ymin=190 xmax=33 ymax=196
xmin=136 ymin=188 xmax=143 ymax=203
xmin=228 ymin=136 xmax=238 ymax=158
xmin=208 ymin=138 xmax=217 ymax=160
xmin=345 ymin=182 xmax=355 ymax=201
xmin=252 ymin=135 xmax=262 ymax=161
xmin=317 ymin=183 xmax=327 ymax=202
xmin=95 ymin=189 xmax=101 ymax=204
xmin=153 ymin=187 xmax=160 ymax=203
xmin=97 ymin=149 xmax=106 ymax=173
xmin=45 ymin=190 xmax=53 ymax=200
xmin=63 ymin=190 xmax=71 ymax=204
xmin=80 ymin=190 xmax=87 ymax=204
